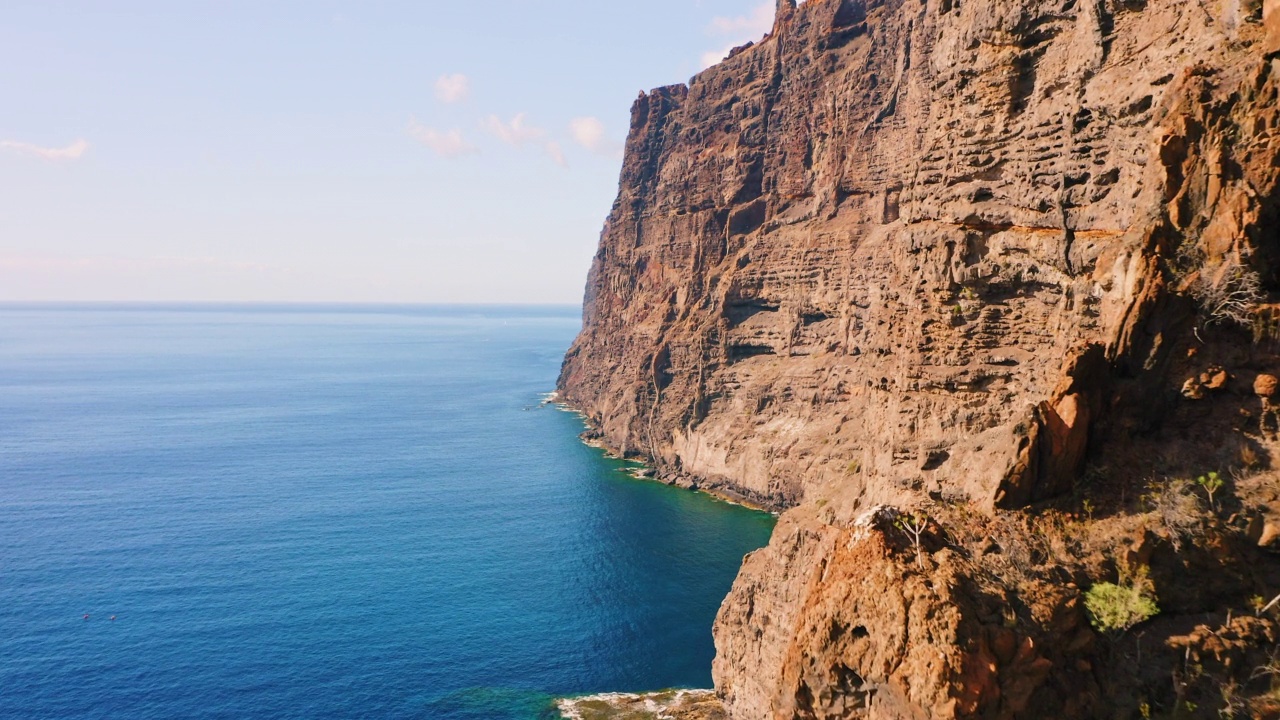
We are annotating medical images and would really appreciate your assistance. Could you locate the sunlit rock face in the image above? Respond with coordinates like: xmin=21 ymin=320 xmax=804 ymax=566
xmin=561 ymin=0 xmax=1280 ymax=715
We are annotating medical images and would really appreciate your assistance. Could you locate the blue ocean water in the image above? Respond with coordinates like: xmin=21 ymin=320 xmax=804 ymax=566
xmin=0 ymin=305 xmax=775 ymax=720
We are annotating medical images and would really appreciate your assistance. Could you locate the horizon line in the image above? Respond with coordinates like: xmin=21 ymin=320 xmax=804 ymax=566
xmin=0 ymin=300 xmax=583 ymax=310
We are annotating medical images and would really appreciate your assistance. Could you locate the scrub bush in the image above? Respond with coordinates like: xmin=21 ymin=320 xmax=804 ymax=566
xmin=1085 ymin=567 xmax=1159 ymax=635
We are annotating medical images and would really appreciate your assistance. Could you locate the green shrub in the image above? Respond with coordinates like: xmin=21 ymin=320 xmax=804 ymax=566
xmin=1196 ymin=471 xmax=1224 ymax=511
xmin=1085 ymin=574 xmax=1159 ymax=635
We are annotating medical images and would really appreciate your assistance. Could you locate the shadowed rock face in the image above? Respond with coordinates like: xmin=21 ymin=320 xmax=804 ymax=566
xmin=560 ymin=0 xmax=1280 ymax=716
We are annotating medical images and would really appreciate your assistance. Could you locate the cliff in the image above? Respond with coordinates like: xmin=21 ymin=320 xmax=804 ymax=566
xmin=559 ymin=0 xmax=1280 ymax=716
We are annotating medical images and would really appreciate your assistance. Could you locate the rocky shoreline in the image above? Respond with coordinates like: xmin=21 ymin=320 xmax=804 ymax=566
xmin=557 ymin=690 xmax=725 ymax=720
xmin=550 ymin=393 xmax=781 ymax=514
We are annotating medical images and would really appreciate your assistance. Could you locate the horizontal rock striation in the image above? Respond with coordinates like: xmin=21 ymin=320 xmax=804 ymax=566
xmin=560 ymin=0 xmax=1280 ymax=716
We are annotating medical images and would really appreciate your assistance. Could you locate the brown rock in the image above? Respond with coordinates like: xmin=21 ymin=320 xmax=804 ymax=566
xmin=714 ymin=514 xmax=1076 ymax=720
xmin=1201 ymin=366 xmax=1229 ymax=390
xmin=991 ymin=628 xmax=1018 ymax=666
xmin=1248 ymin=513 xmax=1267 ymax=543
xmin=1256 ymin=373 xmax=1279 ymax=398
xmin=995 ymin=359 xmax=1105 ymax=509
xmin=1042 ymin=393 xmax=1090 ymax=487
xmin=559 ymin=0 xmax=1280 ymax=716
xmin=1268 ymin=0 xmax=1280 ymax=55
xmin=1261 ymin=520 xmax=1280 ymax=549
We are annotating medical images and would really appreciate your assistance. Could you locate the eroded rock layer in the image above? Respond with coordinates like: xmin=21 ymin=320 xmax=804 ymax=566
xmin=560 ymin=0 xmax=1280 ymax=716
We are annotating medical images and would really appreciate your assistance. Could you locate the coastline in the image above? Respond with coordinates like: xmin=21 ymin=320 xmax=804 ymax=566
xmin=541 ymin=392 xmax=779 ymax=516
xmin=556 ymin=689 xmax=724 ymax=720
xmin=542 ymin=392 xmax=768 ymax=720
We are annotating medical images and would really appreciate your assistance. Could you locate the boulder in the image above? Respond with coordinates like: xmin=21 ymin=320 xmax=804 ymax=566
xmin=1255 ymin=373 xmax=1279 ymax=398
xmin=1201 ymin=366 xmax=1229 ymax=390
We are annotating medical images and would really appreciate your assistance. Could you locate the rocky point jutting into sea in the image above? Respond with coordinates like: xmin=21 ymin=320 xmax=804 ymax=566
xmin=559 ymin=0 xmax=1280 ymax=716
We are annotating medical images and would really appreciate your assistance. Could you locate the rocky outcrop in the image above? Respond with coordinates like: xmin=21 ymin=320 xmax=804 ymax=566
xmin=713 ymin=505 xmax=1098 ymax=719
xmin=560 ymin=0 xmax=1280 ymax=716
xmin=1269 ymin=0 xmax=1280 ymax=53
xmin=558 ymin=690 xmax=726 ymax=720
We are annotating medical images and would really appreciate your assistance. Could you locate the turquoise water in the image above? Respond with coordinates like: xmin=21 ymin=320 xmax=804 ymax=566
xmin=0 ymin=305 xmax=775 ymax=719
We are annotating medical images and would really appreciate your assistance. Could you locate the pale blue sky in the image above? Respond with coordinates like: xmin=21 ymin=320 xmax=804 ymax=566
xmin=0 ymin=0 xmax=778 ymax=304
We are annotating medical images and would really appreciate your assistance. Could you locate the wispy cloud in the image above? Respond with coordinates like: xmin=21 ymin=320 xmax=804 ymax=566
xmin=545 ymin=141 xmax=568 ymax=169
xmin=569 ymin=116 xmax=622 ymax=156
xmin=483 ymin=113 xmax=567 ymax=167
xmin=481 ymin=113 xmax=546 ymax=146
xmin=434 ymin=73 xmax=470 ymax=104
xmin=701 ymin=2 xmax=775 ymax=68
xmin=708 ymin=2 xmax=775 ymax=36
xmin=700 ymin=44 xmax=738 ymax=69
xmin=407 ymin=118 xmax=478 ymax=158
xmin=0 ymin=253 xmax=283 ymax=274
xmin=0 ymin=138 xmax=91 ymax=161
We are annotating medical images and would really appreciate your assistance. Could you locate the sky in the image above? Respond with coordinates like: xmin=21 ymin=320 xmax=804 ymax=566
xmin=0 ymin=1 xmax=781 ymax=305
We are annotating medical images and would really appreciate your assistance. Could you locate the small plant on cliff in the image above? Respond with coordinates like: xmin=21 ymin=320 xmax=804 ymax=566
xmin=1085 ymin=563 xmax=1159 ymax=636
xmin=1145 ymin=477 xmax=1203 ymax=550
xmin=1251 ymin=648 xmax=1280 ymax=698
xmin=1256 ymin=593 xmax=1280 ymax=618
xmin=1196 ymin=472 xmax=1225 ymax=512
xmin=1190 ymin=260 xmax=1264 ymax=335
xmin=895 ymin=510 xmax=929 ymax=568
xmin=1218 ymin=679 xmax=1248 ymax=719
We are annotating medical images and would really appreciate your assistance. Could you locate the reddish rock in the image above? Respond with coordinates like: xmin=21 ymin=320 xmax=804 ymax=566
xmin=1268 ymin=0 xmax=1280 ymax=55
xmin=991 ymin=628 xmax=1018 ymax=666
xmin=1261 ymin=520 xmax=1280 ymax=549
xmin=1202 ymin=366 xmax=1229 ymax=391
xmin=1256 ymin=373 xmax=1279 ymax=398
xmin=560 ymin=0 xmax=1280 ymax=716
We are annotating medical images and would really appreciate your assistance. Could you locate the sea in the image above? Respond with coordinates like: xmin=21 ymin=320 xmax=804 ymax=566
xmin=0 ymin=304 xmax=776 ymax=720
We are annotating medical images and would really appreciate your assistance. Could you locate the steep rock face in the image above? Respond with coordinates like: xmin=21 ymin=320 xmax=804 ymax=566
xmin=561 ymin=0 xmax=1277 ymax=511
xmin=1270 ymin=0 xmax=1280 ymax=53
xmin=559 ymin=0 xmax=1280 ymax=716
xmin=712 ymin=505 xmax=1096 ymax=719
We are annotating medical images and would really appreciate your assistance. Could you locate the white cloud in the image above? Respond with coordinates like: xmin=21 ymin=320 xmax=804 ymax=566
xmin=434 ymin=73 xmax=470 ymax=104
xmin=701 ymin=44 xmax=741 ymax=69
xmin=481 ymin=113 xmax=546 ymax=146
xmin=481 ymin=113 xmax=568 ymax=168
xmin=708 ymin=2 xmax=775 ymax=37
xmin=407 ymin=119 xmax=477 ymax=158
xmin=569 ymin=116 xmax=622 ymax=156
xmin=545 ymin=141 xmax=568 ymax=169
xmin=701 ymin=2 xmax=776 ymax=69
xmin=0 ymin=138 xmax=91 ymax=161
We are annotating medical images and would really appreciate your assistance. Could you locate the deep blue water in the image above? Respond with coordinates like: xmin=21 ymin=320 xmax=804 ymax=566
xmin=0 ymin=305 xmax=775 ymax=720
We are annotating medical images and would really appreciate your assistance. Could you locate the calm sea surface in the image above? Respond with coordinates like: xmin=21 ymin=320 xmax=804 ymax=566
xmin=0 ymin=305 xmax=775 ymax=719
